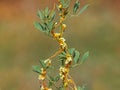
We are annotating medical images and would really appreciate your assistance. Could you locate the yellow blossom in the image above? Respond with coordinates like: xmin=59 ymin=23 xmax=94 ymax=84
xmin=62 ymin=24 xmax=66 ymax=31
xmin=44 ymin=59 xmax=51 ymax=66
xmin=38 ymin=68 xmax=46 ymax=80
xmin=38 ymin=74 xmax=45 ymax=80
xmin=54 ymin=33 xmax=61 ymax=38
xmin=58 ymin=4 xmax=62 ymax=9
xmin=65 ymin=56 xmax=72 ymax=64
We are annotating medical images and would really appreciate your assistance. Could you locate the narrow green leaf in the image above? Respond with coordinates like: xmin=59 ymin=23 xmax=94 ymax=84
xmin=60 ymin=0 xmax=65 ymax=5
xmin=61 ymin=52 xmax=66 ymax=55
xmin=37 ymin=10 xmax=44 ymax=20
xmin=45 ymin=7 xmax=50 ymax=18
xmin=59 ymin=54 xmax=66 ymax=59
xmin=59 ymin=54 xmax=65 ymax=57
xmin=80 ymin=51 xmax=89 ymax=64
xmin=78 ymin=86 xmax=82 ymax=90
xmin=39 ymin=60 xmax=46 ymax=68
xmin=32 ymin=65 xmax=41 ymax=74
xmin=50 ymin=11 xmax=56 ymax=21
xmin=68 ymin=48 xmax=75 ymax=55
xmin=47 ymin=22 xmax=53 ymax=31
xmin=34 ymin=22 xmax=45 ymax=32
xmin=78 ymin=4 xmax=89 ymax=15
xmin=45 ymin=7 xmax=49 ymax=15
xmin=74 ymin=50 xmax=80 ymax=64
xmin=73 ymin=0 xmax=80 ymax=14
xmin=59 ymin=53 xmax=66 ymax=66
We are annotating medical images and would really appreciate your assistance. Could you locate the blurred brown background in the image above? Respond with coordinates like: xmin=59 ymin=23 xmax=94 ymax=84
xmin=0 ymin=0 xmax=120 ymax=90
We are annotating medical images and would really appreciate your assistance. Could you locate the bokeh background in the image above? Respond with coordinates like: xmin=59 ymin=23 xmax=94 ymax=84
xmin=0 ymin=0 xmax=120 ymax=90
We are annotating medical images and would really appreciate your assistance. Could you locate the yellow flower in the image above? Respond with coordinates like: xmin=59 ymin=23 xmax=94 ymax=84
xmin=38 ymin=68 xmax=46 ymax=80
xmin=40 ymin=86 xmax=52 ymax=90
xmin=59 ymin=67 xmax=69 ymax=80
xmin=54 ymin=33 xmax=61 ymax=38
xmin=59 ymin=37 xmax=66 ymax=42
xmin=44 ymin=59 xmax=51 ymax=66
xmin=38 ymin=74 xmax=45 ymax=80
xmin=62 ymin=24 xmax=66 ymax=31
xmin=65 ymin=55 xmax=72 ymax=64
xmin=58 ymin=4 xmax=62 ymax=10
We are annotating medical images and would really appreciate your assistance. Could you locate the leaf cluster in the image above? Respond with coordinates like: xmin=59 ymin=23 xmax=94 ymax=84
xmin=34 ymin=7 xmax=56 ymax=35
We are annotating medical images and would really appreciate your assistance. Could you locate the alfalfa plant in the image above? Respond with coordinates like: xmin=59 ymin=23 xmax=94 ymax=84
xmin=33 ymin=0 xmax=89 ymax=90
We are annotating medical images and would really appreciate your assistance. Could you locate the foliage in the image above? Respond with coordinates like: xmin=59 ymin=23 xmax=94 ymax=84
xmin=33 ymin=0 xmax=89 ymax=90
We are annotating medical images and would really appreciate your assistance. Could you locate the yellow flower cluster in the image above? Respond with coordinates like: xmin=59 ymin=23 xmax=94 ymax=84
xmin=54 ymin=33 xmax=67 ymax=49
xmin=59 ymin=66 xmax=74 ymax=87
xmin=38 ymin=68 xmax=46 ymax=80
xmin=59 ymin=67 xmax=69 ymax=80
xmin=54 ymin=33 xmax=61 ymax=38
xmin=40 ymin=85 xmax=52 ymax=90
xmin=59 ymin=37 xmax=67 ymax=49
xmin=65 ymin=54 xmax=72 ymax=65
xmin=44 ymin=59 xmax=51 ymax=67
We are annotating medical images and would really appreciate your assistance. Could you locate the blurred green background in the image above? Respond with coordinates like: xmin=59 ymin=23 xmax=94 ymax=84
xmin=0 ymin=0 xmax=120 ymax=90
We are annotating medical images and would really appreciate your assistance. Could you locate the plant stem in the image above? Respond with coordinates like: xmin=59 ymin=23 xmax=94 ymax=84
xmin=48 ymin=49 xmax=63 ymax=60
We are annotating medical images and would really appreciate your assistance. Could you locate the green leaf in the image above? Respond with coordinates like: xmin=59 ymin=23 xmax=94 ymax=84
xmin=34 ymin=22 xmax=45 ymax=32
xmin=60 ymin=0 xmax=65 ymax=5
xmin=59 ymin=51 xmax=66 ymax=59
xmin=59 ymin=55 xmax=66 ymax=59
xmin=50 ymin=11 xmax=56 ymax=21
xmin=61 ymin=52 xmax=66 ymax=55
xmin=80 ymin=51 xmax=89 ymax=64
xmin=32 ymin=65 xmax=41 ymax=74
xmin=78 ymin=4 xmax=89 ymax=15
xmin=45 ymin=7 xmax=49 ymax=15
xmin=68 ymin=48 xmax=75 ymax=56
xmin=78 ymin=86 xmax=82 ymax=90
xmin=37 ymin=10 xmax=44 ymax=20
xmin=39 ymin=60 xmax=46 ymax=68
xmin=73 ymin=0 xmax=80 ymax=14
xmin=73 ymin=50 xmax=80 ymax=64
xmin=47 ymin=22 xmax=54 ymax=31
xmin=59 ymin=52 xmax=66 ymax=66
xmin=78 ymin=85 xmax=86 ymax=90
